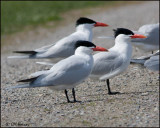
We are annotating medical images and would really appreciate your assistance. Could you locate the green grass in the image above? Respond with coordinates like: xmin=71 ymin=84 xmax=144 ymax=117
xmin=1 ymin=1 xmax=118 ymax=35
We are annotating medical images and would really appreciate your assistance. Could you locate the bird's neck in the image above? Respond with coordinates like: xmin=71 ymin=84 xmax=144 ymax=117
xmin=112 ymin=39 xmax=133 ymax=58
xmin=75 ymin=48 xmax=93 ymax=63
xmin=76 ymin=25 xmax=93 ymax=41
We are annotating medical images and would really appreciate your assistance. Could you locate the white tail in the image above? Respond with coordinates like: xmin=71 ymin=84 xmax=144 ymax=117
xmin=8 ymin=55 xmax=30 ymax=59
xmin=36 ymin=61 xmax=55 ymax=66
xmin=5 ymin=84 xmax=30 ymax=90
xmin=130 ymin=59 xmax=145 ymax=64
xmin=98 ymin=36 xmax=115 ymax=39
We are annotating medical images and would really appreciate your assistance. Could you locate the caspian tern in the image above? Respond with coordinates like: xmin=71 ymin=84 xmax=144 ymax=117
xmin=90 ymin=28 xmax=146 ymax=95
xmin=98 ymin=23 xmax=159 ymax=53
xmin=131 ymin=50 xmax=159 ymax=72
xmin=131 ymin=23 xmax=159 ymax=53
xmin=8 ymin=17 xmax=108 ymax=63
xmin=6 ymin=41 xmax=108 ymax=103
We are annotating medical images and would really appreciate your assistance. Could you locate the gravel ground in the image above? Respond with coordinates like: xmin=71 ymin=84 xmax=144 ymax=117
xmin=1 ymin=1 xmax=159 ymax=127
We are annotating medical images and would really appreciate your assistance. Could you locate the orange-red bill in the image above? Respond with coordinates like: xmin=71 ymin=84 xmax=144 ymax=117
xmin=94 ymin=22 xmax=109 ymax=27
xmin=92 ymin=46 xmax=108 ymax=51
xmin=130 ymin=34 xmax=147 ymax=39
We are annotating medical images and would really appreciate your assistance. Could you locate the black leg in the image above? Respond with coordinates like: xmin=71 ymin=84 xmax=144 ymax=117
xmin=106 ymin=79 xmax=120 ymax=95
xmin=64 ymin=89 xmax=70 ymax=103
xmin=152 ymin=51 xmax=153 ymax=54
xmin=72 ymin=88 xmax=81 ymax=103
xmin=72 ymin=88 xmax=77 ymax=102
xmin=106 ymin=79 xmax=111 ymax=94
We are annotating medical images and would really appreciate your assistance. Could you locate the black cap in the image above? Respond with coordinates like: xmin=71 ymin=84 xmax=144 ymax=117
xmin=113 ymin=28 xmax=134 ymax=38
xmin=75 ymin=40 xmax=96 ymax=49
xmin=76 ymin=17 xmax=96 ymax=26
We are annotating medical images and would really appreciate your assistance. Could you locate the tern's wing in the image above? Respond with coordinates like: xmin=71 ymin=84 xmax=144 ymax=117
xmin=138 ymin=23 xmax=159 ymax=34
xmin=8 ymin=31 xmax=89 ymax=59
xmin=131 ymin=50 xmax=160 ymax=65
xmin=36 ymin=61 xmax=55 ymax=66
xmin=131 ymin=23 xmax=159 ymax=46
xmin=131 ymin=54 xmax=153 ymax=64
xmin=130 ymin=59 xmax=146 ymax=65
xmin=144 ymin=55 xmax=159 ymax=71
xmin=8 ymin=55 xmax=90 ymax=89
xmin=35 ymin=43 xmax=56 ymax=52
xmin=33 ymin=55 xmax=91 ymax=87
xmin=34 ymin=35 xmax=74 ymax=53
xmin=29 ymin=70 xmax=49 ymax=77
xmin=35 ymin=31 xmax=89 ymax=58
xmin=34 ymin=31 xmax=80 ymax=52
xmin=154 ymin=50 xmax=159 ymax=56
xmin=97 ymin=36 xmax=115 ymax=40
xmin=91 ymin=52 xmax=124 ymax=80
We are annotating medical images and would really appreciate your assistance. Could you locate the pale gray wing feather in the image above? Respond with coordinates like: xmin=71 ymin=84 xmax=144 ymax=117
xmin=144 ymin=55 xmax=159 ymax=71
xmin=35 ymin=43 xmax=55 ymax=52
xmin=139 ymin=23 xmax=159 ymax=35
xmin=131 ymin=23 xmax=159 ymax=46
xmin=131 ymin=50 xmax=159 ymax=65
xmin=32 ymin=56 xmax=91 ymax=87
xmin=29 ymin=70 xmax=49 ymax=77
xmin=36 ymin=32 xmax=89 ymax=58
xmin=130 ymin=54 xmax=153 ymax=64
xmin=36 ymin=61 xmax=55 ymax=66
xmin=91 ymin=52 xmax=124 ymax=77
xmin=34 ymin=32 xmax=78 ymax=53
xmin=130 ymin=59 xmax=146 ymax=64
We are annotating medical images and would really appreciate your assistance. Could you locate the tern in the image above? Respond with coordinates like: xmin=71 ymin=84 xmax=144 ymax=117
xmin=131 ymin=23 xmax=159 ymax=53
xmin=6 ymin=41 xmax=108 ymax=103
xmin=98 ymin=23 xmax=159 ymax=53
xmin=131 ymin=50 xmax=159 ymax=72
xmin=8 ymin=17 xmax=108 ymax=63
xmin=90 ymin=28 xmax=146 ymax=95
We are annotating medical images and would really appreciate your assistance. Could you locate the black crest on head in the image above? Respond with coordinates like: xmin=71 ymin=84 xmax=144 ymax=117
xmin=113 ymin=28 xmax=134 ymax=38
xmin=76 ymin=17 xmax=96 ymax=26
xmin=75 ymin=40 xmax=96 ymax=49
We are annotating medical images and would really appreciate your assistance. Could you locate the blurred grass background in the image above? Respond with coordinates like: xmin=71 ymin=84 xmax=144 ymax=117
xmin=1 ymin=1 xmax=126 ymax=35
xmin=1 ymin=1 xmax=141 ymax=36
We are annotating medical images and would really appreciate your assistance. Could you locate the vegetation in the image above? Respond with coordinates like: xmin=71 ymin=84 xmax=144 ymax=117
xmin=1 ymin=1 xmax=118 ymax=35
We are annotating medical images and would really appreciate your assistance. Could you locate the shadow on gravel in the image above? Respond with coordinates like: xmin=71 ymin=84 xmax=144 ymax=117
xmin=58 ymin=98 xmax=106 ymax=105
xmin=58 ymin=90 xmax=158 ymax=104
xmin=56 ymin=98 xmax=106 ymax=105
xmin=117 ymin=90 xmax=158 ymax=95
xmin=82 ymin=90 xmax=158 ymax=97
xmin=4 ymin=90 xmax=157 ymax=107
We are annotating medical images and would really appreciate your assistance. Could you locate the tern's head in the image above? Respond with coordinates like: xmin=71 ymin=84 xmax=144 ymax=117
xmin=75 ymin=40 xmax=108 ymax=55
xmin=76 ymin=17 xmax=108 ymax=30
xmin=114 ymin=28 xmax=146 ymax=42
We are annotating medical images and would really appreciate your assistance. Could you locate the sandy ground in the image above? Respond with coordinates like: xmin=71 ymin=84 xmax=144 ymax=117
xmin=1 ymin=1 xmax=159 ymax=127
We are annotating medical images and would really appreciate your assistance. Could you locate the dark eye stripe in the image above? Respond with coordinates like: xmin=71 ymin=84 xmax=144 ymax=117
xmin=75 ymin=40 xmax=96 ymax=49
xmin=76 ymin=17 xmax=96 ymax=26
xmin=113 ymin=28 xmax=134 ymax=38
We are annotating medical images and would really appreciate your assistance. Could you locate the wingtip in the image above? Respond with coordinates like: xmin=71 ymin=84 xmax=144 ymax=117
xmin=7 ymin=56 xmax=15 ymax=59
xmin=36 ymin=61 xmax=55 ymax=66
xmin=5 ymin=84 xmax=30 ymax=90
xmin=97 ymin=36 xmax=115 ymax=39
xmin=5 ymin=86 xmax=17 ymax=90
xmin=7 ymin=55 xmax=29 ymax=59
